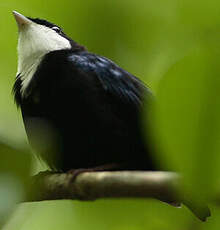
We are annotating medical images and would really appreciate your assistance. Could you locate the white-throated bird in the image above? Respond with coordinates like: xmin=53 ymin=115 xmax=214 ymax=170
xmin=12 ymin=11 xmax=212 ymax=222
xmin=13 ymin=11 xmax=156 ymax=172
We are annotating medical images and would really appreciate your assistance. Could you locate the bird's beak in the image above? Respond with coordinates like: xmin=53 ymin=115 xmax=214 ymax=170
xmin=13 ymin=11 xmax=32 ymax=29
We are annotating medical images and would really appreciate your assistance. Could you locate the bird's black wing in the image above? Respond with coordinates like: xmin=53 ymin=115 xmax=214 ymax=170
xmin=25 ymin=50 xmax=155 ymax=170
xmin=66 ymin=52 xmax=153 ymax=111
xmin=62 ymin=51 xmax=155 ymax=168
xmin=32 ymin=50 xmax=153 ymax=113
xmin=29 ymin=50 xmax=155 ymax=137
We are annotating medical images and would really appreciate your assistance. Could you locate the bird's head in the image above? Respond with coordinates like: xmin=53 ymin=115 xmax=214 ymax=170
xmin=13 ymin=11 xmax=85 ymax=64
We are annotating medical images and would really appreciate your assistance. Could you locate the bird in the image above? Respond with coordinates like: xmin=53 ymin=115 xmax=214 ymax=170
xmin=12 ymin=11 xmax=156 ymax=173
xmin=12 ymin=12 xmax=212 ymax=221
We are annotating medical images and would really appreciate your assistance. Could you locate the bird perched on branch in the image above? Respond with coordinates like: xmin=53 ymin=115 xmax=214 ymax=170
xmin=13 ymin=11 xmax=156 ymax=173
xmin=12 ymin=12 xmax=212 ymax=222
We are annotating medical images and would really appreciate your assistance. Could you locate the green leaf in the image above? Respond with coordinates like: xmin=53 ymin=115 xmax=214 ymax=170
xmin=0 ymin=141 xmax=31 ymax=223
xmin=152 ymin=39 xmax=220 ymax=200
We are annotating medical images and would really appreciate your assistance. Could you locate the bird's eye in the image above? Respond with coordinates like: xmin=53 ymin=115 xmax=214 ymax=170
xmin=52 ymin=26 xmax=61 ymax=33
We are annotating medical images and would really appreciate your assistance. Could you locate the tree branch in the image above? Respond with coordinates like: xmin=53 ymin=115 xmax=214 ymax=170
xmin=30 ymin=171 xmax=210 ymax=221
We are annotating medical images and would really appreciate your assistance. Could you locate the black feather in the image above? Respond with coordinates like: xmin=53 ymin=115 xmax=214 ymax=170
xmin=14 ymin=47 xmax=155 ymax=171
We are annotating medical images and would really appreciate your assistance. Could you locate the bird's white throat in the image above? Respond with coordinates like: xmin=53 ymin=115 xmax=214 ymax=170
xmin=17 ymin=22 xmax=71 ymax=96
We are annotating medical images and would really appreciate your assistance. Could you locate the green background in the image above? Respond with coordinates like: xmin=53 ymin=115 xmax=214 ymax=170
xmin=1 ymin=0 xmax=220 ymax=229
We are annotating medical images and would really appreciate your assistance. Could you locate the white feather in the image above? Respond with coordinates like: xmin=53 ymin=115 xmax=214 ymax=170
xmin=17 ymin=22 xmax=71 ymax=96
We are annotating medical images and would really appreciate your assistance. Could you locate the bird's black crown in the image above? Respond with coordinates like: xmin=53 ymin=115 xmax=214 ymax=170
xmin=28 ymin=17 xmax=58 ymax=29
xmin=28 ymin=17 xmax=86 ymax=52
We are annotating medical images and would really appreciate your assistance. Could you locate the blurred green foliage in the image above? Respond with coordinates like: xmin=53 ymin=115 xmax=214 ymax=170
xmin=153 ymin=41 xmax=220 ymax=194
xmin=1 ymin=0 xmax=220 ymax=229
xmin=0 ymin=142 xmax=31 ymax=227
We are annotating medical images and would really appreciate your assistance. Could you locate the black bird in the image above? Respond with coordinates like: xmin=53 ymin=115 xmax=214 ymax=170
xmin=12 ymin=12 xmax=212 ymax=222
xmin=13 ymin=11 xmax=156 ymax=172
